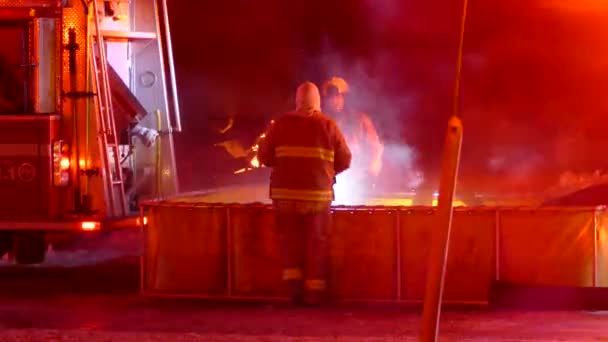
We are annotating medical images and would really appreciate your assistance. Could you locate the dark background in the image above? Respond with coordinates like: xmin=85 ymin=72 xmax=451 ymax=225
xmin=166 ymin=0 xmax=608 ymax=199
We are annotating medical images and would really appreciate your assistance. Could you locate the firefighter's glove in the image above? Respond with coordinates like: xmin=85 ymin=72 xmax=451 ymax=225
xmin=131 ymin=123 xmax=159 ymax=147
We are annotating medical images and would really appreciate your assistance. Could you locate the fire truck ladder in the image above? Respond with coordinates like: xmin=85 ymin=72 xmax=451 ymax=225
xmin=90 ymin=0 xmax=128 ymax=217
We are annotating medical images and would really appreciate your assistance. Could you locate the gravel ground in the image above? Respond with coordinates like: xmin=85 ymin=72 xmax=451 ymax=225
xmin=1 ymin=230 xmax=608 ymax=341
xmin=0 ymin=328 xmax=605 ymax=341
xmin=0 ymin=294 xmax=607 ymax=341
xmin=0 ymin=330 xmax=416 ymax=342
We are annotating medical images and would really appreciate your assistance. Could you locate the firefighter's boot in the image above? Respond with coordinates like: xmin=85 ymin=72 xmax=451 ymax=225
xmin=303 ymin=279 xmax=328 ymax=306
xmin=287 ymin=279 xmax=304 ymax=305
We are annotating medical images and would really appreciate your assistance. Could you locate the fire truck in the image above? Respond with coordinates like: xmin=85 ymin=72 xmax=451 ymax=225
xmin=0 ymin=0 xmax=181 ymax=264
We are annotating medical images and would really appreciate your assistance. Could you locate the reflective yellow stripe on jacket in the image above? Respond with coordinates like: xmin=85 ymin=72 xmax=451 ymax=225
xmin=275 ymin=146 xmax=334 ymax=162
xmin=271 ymin=188 xmax=333 ymax=202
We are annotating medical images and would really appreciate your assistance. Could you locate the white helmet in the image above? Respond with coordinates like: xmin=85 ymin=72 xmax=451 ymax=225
xmin=295 ymin=81 xmax=321 ymax=114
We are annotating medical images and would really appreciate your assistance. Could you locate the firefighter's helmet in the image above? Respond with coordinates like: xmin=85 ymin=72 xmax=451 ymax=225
xmin=321 ymin=76 xmax=349 ymax=97
xmin=295 ymin=81 xmax=321 ymax=114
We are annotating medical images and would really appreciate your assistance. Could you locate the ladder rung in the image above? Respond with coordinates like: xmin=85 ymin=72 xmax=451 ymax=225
xmin=112 ymin=181 xmax=124 ymax=185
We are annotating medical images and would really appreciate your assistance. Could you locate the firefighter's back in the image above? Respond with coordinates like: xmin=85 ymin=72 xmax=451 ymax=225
xmin=269 ymin=112 xmax=339 ymax=201
xmin=258 ymin=81 xmax=351 ymax=203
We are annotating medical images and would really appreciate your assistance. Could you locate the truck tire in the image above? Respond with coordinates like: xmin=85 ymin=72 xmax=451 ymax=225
xmin=0 ymin=232 xmax=10 ymax=259
xmin=48 ymin=233 xmax=79 ymax=251
xmin=13 ymin=232 xmax=47 ymax=265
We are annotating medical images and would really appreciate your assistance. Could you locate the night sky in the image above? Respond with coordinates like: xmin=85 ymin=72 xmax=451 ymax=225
xmin=166 ymin=0 xmax=608 ymax=197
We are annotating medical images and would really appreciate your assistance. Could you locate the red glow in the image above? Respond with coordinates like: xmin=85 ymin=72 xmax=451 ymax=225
xmin=136 ymin=216 xmax=148 ymax=226
xmin=81 ymin=221 xmax=100 ymax=231
xmin=60 ymin=157 xmax=70 ymax=170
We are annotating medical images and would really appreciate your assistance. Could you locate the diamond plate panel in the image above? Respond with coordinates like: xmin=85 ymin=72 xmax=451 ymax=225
xmin=55 ymin=16 xmax=62 ymax=112
xmin=0 ymin=0 xmax=59 ymax=6
xmin=61 ymin=0 xmax=89 ymax=208
xmin=62 ymin=1 xmax=87 ymax=94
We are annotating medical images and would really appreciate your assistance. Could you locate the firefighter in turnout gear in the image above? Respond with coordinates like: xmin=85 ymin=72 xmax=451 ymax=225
xmin=258 ymin=81 xmax=352 ymax=305
xmin=321 ymin=76 xmax=383 ymax=204
xmin=321 ymin=76 xmax=383 ymax=177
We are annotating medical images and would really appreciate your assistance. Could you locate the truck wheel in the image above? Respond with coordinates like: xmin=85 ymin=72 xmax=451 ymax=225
xmin=0 ymin=232 xmax=10 ymax=259
xmin=48 ymin=233 xmax=78 ymax=251
xmin=13 ymin=233 xmax=47 ymax=265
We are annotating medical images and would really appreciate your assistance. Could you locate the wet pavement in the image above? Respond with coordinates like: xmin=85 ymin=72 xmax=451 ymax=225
xmin=0 ymin=231 xmax=607 ymax=341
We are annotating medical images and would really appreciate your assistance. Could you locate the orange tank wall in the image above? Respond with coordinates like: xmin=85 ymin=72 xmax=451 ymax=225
xmin=141 ymin=201 xmax=607 ymax=303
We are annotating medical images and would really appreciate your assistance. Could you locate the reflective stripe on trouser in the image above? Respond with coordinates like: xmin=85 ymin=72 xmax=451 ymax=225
xmin=283 ymin=267 xmax=303 ymax=280
xmin=305 ymin=279 xmax=326 ymax=291
xmin=276 ymin=203 xmax=331 ymax=300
